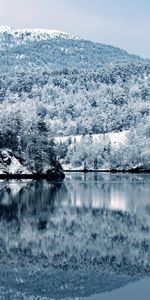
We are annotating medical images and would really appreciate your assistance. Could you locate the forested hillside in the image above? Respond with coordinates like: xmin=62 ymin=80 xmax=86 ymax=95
xmin=0 ymin=27 xmax=150 ymax=171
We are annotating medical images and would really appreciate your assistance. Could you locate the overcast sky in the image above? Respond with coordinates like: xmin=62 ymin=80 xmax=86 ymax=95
xmin=0 ymin=0 xmax=149 ymax=58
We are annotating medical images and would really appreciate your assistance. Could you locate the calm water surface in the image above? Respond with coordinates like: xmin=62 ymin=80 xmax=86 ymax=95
xmin=0 ymin=173 xmax=150 ymax=299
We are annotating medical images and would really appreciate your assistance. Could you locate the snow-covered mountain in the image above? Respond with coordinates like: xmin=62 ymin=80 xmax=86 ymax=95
xmin=0 ymin=26 xmax=79 ymax=44
xmin=0 ymin=26 xmax=146 ymax=74
xmin=0 ymin=27 xmax=150 ymax=171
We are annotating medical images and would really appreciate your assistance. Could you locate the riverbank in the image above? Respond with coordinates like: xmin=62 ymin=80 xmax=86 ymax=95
xmin=0 ymin=172 xmax=65 ymax=180
xmin=64 ymin=167 xmax=150 ymax=173
xmin=0 ymin=168 xmax=149 ymax=179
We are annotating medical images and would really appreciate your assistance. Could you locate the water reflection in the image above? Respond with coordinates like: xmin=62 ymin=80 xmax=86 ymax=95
xmin=0 ymin=173 xmax=150 ymax=299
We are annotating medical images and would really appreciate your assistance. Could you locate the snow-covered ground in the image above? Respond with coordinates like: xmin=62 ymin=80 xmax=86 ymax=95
xmin=54 ymin=131 xmax=128 ymax=171
xmin=54 ymin=131 xmax=128 ymax=148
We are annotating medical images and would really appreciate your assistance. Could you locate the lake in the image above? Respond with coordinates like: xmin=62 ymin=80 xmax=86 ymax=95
xmin=0 ymin=173 xmax=150 ymax=299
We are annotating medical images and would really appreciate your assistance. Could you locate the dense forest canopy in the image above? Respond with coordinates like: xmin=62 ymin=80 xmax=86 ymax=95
xmin=0 ymin=27 xmax=150 ymax=170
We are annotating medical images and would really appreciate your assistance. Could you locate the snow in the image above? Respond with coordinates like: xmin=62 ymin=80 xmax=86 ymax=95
xmin=0 ymin=26 xmax=12 ymax=32
xmin=0 ymin=150 xmax=30 ymax=175
xmin=0 ymin=26 xmax=80 ymax=42
xmin=8 ymin=157 xmax=29 ymax=174
xmin=54 ymin=130 xmax=128 ymax=148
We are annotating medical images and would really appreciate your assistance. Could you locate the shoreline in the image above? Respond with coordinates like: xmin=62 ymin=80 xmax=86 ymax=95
xmin=0 ymin=168 xmax=149 ymax=179
xmin=0 ymin=173 xmax=65 ymax=180
xmin=64 ymin=168 xmax=150 ymax=173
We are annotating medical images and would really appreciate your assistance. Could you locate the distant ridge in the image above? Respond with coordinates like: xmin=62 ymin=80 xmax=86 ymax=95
xmin=0 ymin=25 xmax=146 ymax=75
xmin=0 ymin=26 xmax=79 ymax=42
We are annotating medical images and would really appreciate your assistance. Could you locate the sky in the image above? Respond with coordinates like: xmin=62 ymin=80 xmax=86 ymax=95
xmin=0 ymin=0 xmax=149 ymax=58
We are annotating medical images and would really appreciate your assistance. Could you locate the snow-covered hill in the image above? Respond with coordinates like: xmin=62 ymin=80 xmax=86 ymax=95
xmin=0 ymin=26 xmax=145 ymax=74
xmin=0 ymin=26 xmax=79 ymax=45
xmin=0 ymin=27 xmax=150 ymax=171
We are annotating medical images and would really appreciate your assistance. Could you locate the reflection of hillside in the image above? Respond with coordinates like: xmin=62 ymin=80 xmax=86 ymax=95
xmin=0 ymin=174 xmax=150 ymax=215
xmin=0 ymin=175 xmax=150 ymax=299
xmin=63 ymin=173 xmax=150 ymax=215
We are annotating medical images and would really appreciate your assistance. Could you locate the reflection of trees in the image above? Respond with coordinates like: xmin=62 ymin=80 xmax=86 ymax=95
xmin=0 ymin=181 xmax=68 ymax=241
xmin=0 ymin=176 xmax=150 ymax=299
xmin=0 ymin=181 xmax=64 ymax=222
